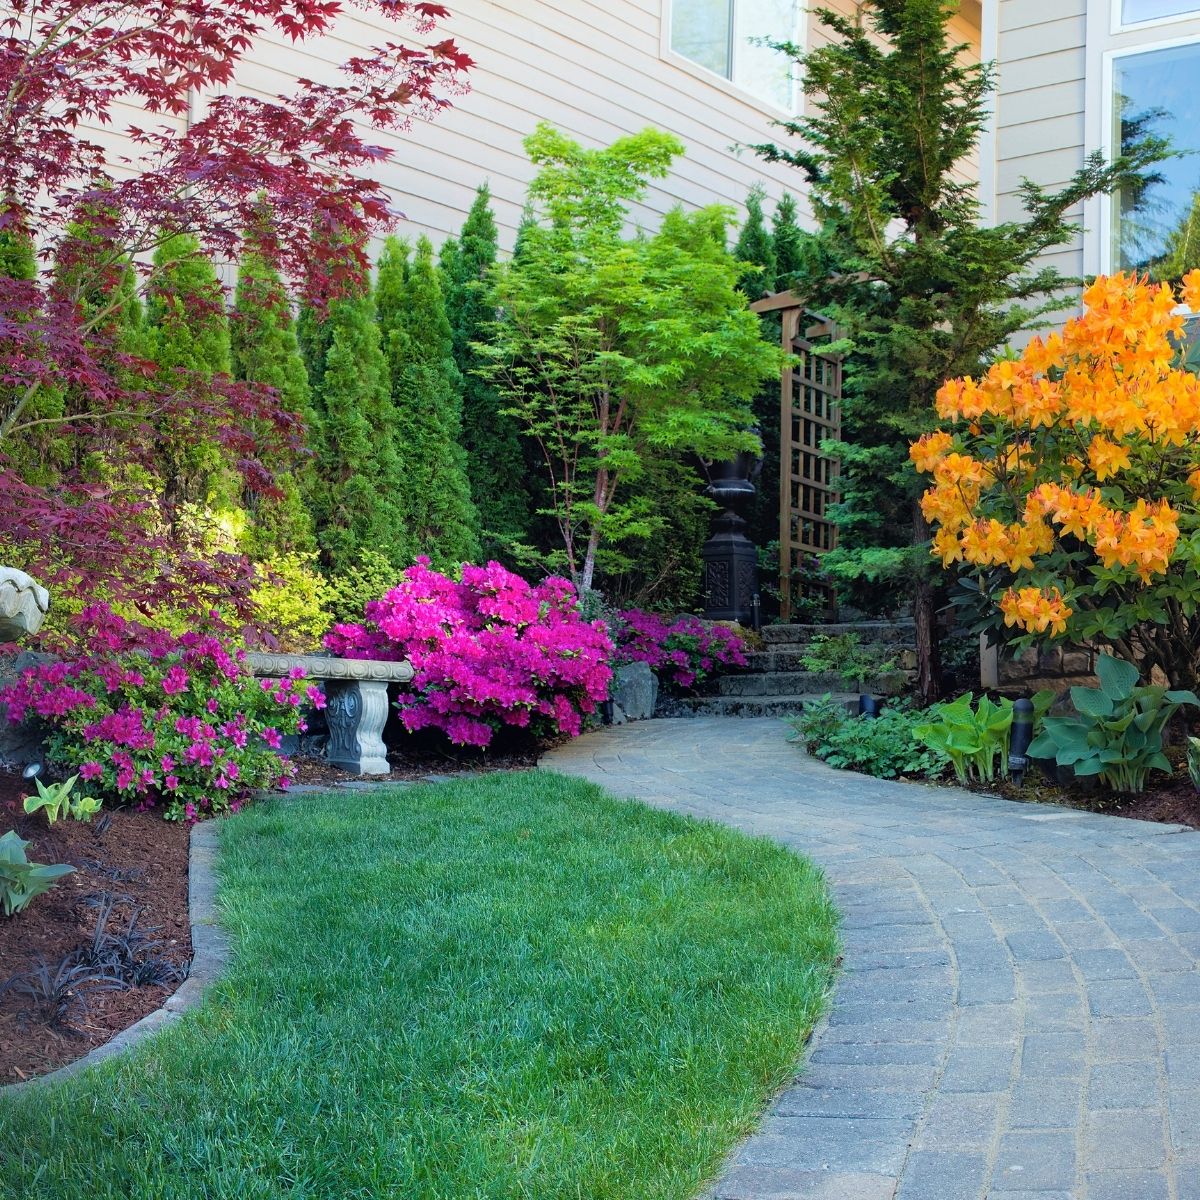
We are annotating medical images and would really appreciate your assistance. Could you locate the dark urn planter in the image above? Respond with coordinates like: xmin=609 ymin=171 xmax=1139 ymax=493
xmin=700 ymin=449 xmax=760 ymax=626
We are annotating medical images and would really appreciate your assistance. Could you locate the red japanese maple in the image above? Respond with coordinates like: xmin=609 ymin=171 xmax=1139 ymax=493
xmin=0 ymin=1 xmax=470 ymax=631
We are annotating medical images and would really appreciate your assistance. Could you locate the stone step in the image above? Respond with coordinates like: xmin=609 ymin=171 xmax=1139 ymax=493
xmin=656 ymin=692 xmax=861 ymax=719
xmin=742 ymin=647 xmax=917 ymax=674
xmin=719 ymin=670 xmax=910 ymax=698
xmin=760 ymin=620 xmax=916 ymax=647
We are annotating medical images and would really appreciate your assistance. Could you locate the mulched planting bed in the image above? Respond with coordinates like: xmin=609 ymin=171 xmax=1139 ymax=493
xmin=962 ymin=762 xmax=1200 ymax=829
xmin=0 ymin=768 xmax=191 ymax=1086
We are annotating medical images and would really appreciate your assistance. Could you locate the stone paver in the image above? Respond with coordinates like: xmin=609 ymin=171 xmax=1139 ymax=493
xmin=543 ymin=717 xmax=1200 ymax=1200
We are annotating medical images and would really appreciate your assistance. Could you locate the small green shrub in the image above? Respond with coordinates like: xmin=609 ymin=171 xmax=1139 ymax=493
xmin=915 ymin=689 xmax=1057 ymax=785
xmin=22 ymin=774 xmax=101 ymax=823
xmin=1029 ymin=653 xmax=1198 ymax=794
xmin=799 ymin=632 xmax=897 ymax=687
xmin=789 ymin=698 xmax=947 ymax=780
xmin=0 ymin=831 xmax=74 ymax=916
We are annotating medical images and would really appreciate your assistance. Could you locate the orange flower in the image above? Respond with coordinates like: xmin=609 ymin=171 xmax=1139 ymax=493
xmin=1087 ymin=436 xmax=1131 ymax=482
xmin=910 ymin=431 xmax=954 ymax=473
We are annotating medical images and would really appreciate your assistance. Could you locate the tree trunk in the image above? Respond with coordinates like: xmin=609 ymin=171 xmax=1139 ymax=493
xmin=912 ymin=501 xmax=942 ymax=707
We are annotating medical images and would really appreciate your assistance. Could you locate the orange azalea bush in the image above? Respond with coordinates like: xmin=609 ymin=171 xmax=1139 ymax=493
xmin=911 ymin=271 xmax=1200 ymax=688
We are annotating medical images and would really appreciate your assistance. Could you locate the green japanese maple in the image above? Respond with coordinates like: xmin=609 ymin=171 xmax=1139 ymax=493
xmin=478 ymin=124 xmax=782 ymax=592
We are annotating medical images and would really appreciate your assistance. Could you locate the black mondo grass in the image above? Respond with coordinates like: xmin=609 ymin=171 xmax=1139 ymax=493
xmin=0 ymin=956 xmax=125 ymax=1032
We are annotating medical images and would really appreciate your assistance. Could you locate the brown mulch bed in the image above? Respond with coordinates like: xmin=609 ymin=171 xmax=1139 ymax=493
xmin=963 ymin=765 xmax=1200 ymax=830
xmin=0 ymin=768 xmax=191 ymax=1086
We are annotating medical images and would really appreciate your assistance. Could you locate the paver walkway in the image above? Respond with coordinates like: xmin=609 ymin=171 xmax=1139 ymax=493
xmin=543 ymin=717 xmax=1200 ymax=1200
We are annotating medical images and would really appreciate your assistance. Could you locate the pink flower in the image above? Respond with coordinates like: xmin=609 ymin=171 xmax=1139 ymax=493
xmin=165 ymin=774 xmax=180 ymax=791
xmin=262 ymin=727 xmax=282 ymax=750
xmin=79 ymin=761 xmax=103 ymax=781
xmin=161 ymin=665 xmax=189 ymax=695
xmin=161 ymin=754 xmax=175 ymax=772
xmin=206 ymin=697 xmax=219 ymax=714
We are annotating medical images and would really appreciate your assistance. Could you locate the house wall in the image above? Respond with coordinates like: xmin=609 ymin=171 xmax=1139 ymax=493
xmin=227 ymin=0 xmax=815 ymax=254
xmin=986 ymin=0 xmax=1200 ymax=288
xmin=991 ymin=0 xmax=1089 ymax=282
xmin=222 ymin=0 xmax=980 ymax=253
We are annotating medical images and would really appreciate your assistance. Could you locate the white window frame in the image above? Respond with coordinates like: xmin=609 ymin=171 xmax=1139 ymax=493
xmin=1112 ymin=0 xmax=1200 ymax=36
xmin=1083 ymin=8 xmax=1200 ymax=277
xmin=661 ymin=0 xmax=802 ymax=116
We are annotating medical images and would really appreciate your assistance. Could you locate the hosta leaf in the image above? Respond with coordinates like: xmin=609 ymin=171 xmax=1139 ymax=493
xmin=1071 ymin=687 xmax=1113 ymax=719
xmin=1096 ymin=653 xmax=1139 ymax=700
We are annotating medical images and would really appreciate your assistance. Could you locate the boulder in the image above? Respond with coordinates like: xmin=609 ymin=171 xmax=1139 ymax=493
xmin=613 ymin=661 xmax=658 ymax=722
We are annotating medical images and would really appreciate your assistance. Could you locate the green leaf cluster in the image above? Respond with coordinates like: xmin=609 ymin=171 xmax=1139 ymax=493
xmin=377 ymin=235 xmax=480 ymax=571
xmin=788 ymin=697 xmax=947 ymax=780
xmin=799 ymin=631 xmax=898 ymax=687
xmin=914 ymin=693 xmax=1015 ymax=784
xmin=1028 ymin=654 xmax=1197 ymax=794
xmin=441 ymin=185 xmax=531 ymax=562
xmin=479 ymin=123 xmax=784 ymax=591
xmin=0 ymin=830 xmax=74 ymax=917
xmin=1188 ymin=735 xmax=1200 ymax=792
xmin=22 ymin=774 xmax=101 ymax=823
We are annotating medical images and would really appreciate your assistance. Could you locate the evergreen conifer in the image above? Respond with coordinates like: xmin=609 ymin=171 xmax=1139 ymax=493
xmin=377 ymin=234 xmax=479 ymax=569
xmin=231 ymin=251 xmax=317 ymax=556
xmin=755 ymin=0 xmax=1167 ymax=700
xmin=306 ymin=280 xmax=410 ymax=574
xmin=734 ymin=185 xmax=776 ymax=300
xmin=441 ymin=184 xmax=529 ymax=560
xmin=772 ymin=193 xmax=804 ymax=290
xmin=145 ymin=234 xmax=234 ymax=511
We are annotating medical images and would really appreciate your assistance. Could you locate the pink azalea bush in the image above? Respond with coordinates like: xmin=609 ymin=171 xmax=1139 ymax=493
xmin=1 ymin=605 xmax=322 ymax=820
xmin=325 ymin=558 xmax=613 ymax=748
xmin=614 ymin=610 xmax=748 ymax=691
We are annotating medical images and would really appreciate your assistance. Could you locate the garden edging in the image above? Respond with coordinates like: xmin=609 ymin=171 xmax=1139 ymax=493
xmin=0 ymin=820 xmax=228 ymax=1098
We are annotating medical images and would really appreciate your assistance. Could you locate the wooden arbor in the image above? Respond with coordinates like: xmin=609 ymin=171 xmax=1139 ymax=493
xmin=749 ymin=291 xmax=843 ymax=619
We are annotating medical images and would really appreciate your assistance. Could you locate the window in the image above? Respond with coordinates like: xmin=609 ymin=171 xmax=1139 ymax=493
xmin=669 ymin=0 xmax=799 ymax=111
xmin=1120 ymin=0 xmax=1200 ymax=27
xmin=1111 ymin=40 xmax=1200 ymax=281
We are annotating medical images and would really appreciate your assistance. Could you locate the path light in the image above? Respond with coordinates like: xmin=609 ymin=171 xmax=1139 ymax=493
xmin=1009 ymin=697 xmax=1035 ymax=786
xmin=858 ymin=694 xmax=879 ymax=719
xmin=21 ymin=761 xmax=41 ymax=781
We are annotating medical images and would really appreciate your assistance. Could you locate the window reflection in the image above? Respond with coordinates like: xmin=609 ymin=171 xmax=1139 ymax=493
xmin=1113 ymin=43 xmax=1200 ymax=282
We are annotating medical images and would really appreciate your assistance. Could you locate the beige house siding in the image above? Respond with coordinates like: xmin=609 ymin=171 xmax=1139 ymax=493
xmin=993 ymin=0 xmax=1089 ymax=282
xmin=230 ymin=0 xmax=823 ymax=253
xmin=224 ymin=1 xmax=981 ymax=253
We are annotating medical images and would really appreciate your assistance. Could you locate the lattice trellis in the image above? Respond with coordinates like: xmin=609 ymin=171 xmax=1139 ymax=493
xmin=750 ymin=294 xmax=843 ymax=620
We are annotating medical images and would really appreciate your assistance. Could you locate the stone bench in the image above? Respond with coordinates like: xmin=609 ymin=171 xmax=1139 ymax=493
xmin=244 ymin=652 xmax=413 ymax=776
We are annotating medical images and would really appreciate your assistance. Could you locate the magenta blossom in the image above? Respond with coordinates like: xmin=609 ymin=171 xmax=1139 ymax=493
xmin=324 ymin=558 xmax=613 ymax=749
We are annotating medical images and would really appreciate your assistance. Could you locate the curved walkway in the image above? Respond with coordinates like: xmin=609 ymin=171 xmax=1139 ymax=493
xmin=543 ymin=717 xmax=1200 ymax=1200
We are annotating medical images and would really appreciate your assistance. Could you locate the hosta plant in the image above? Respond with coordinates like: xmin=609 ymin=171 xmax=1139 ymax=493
xmin=0 ymin=831 xmax=73 ymax=917
xmin=23 ymin=774 xmax=102 ymax=823
xmin=1028 ymin=653 xmax=1197 ymax=794
xmin=914 ymin=689 xmax=1055 ymax=785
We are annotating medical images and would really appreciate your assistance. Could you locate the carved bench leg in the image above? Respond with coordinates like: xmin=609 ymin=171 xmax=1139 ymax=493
xmin=324 ymin=680 xmax=391 ymax=775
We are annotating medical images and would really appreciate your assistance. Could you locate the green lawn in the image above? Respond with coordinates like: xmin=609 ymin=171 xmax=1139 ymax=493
xmin=0 ymin=771 xmax=839 ymax=1200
